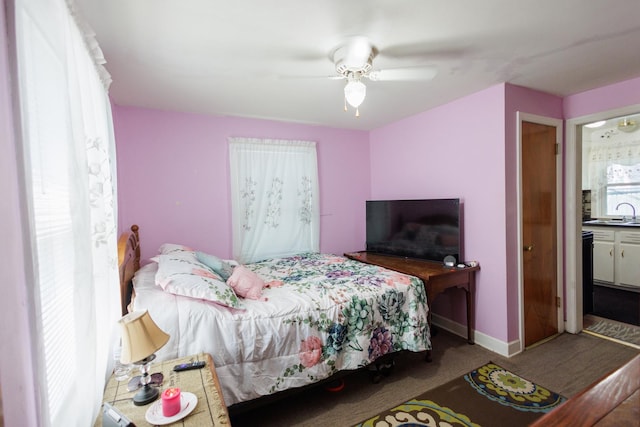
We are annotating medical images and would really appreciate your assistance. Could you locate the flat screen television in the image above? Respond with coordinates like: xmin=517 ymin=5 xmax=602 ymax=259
xmin=366 ymin=198 xmax=463 ymax=263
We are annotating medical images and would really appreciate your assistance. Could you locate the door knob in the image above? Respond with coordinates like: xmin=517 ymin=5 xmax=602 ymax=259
xmin=524 ymin=244 xmax=535 ymax=252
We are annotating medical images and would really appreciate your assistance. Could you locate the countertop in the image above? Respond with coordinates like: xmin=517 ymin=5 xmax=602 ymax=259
xmin=582 ymin=219 xmax=640 ymax=228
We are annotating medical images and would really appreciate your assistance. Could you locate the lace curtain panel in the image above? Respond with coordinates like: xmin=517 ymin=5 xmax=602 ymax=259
xmin=229 ymin=138 xmax=320 ymax=263
xmin=14 ymin=0 xmax=119 ymax=424
xmin=585 ymin=133 xmax=640 ymax=217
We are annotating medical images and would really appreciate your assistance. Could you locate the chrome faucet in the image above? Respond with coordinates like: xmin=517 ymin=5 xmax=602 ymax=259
xmin=616 ymin=202 xmax=637 ymax=222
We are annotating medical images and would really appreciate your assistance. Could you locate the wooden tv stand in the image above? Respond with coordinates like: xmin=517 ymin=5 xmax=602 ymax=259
xmin=344 ymin=251 xmax=479 ymax=345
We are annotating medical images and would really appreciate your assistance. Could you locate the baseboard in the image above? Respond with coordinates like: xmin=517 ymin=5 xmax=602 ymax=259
xmin=431 ymin=313 xmax=521 ymax=357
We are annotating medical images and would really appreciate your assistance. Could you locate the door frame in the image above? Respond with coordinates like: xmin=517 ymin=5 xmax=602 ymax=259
xmin=564 ymin=103 xmax=640 ymax=334
xmin=517 ymin=112 xmax=564 ymax=352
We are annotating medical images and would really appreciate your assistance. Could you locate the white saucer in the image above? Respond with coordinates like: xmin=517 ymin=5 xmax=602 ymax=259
xmin=145 ymin=391 xmax=197 ymax=425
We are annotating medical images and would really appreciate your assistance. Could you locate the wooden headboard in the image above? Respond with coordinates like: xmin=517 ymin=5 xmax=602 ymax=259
xmin=117 ymin=224 xmax=140 ymax=316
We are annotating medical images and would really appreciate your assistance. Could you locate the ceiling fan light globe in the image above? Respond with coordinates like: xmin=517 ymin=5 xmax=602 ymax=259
xmin=344 ymin=80 xmax=366 ymax=108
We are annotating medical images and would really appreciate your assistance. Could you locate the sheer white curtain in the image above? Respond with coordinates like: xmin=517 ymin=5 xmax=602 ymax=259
xmin=13 ymin=0 xmax=120 ymax=425
xmin=585 ymin=131 xmax=640 ymax=216
xmin=229 ymin=138 xmax=320 ymax=263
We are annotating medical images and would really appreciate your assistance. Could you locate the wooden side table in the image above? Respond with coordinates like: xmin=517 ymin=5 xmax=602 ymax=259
xmin=96 ymin=353 xmax=230 ymax=426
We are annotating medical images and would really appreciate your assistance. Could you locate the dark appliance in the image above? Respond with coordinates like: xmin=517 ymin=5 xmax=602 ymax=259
xmin=582 ymin=190 xmax=592 ymax=221
xmin=366 ymin=198 xmax=463 ymax=263
xmin=582 ymin=230 xmax=594 ymax=314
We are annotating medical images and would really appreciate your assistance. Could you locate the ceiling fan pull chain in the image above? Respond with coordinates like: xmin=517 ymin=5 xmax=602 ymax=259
xmin=356 ymin=107 xmax=360 ymax=117
xmin=344 ymin=96 xmax=348 ymax=112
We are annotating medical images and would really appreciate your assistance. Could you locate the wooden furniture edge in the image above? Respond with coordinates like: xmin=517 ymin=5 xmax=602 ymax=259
xmin=530 ymin=353 xmax=640 ymax=426
xmin=203 ymin=352 xmax=231 ymax=424
xmin=117 ymin=224 xmax=140 ymax=316
xmin=204 ymin=353 xmax=230 ymax=421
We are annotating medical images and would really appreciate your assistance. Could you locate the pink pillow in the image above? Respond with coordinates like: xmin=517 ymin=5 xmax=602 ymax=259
xmin=227 ymin=265 xmax=265 ymax=300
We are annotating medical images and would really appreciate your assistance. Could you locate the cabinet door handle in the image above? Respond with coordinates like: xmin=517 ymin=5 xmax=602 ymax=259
xmin=524 ymin=244 xmax=534 ymax=252
xmin=621 ymin=249 xmax=624 ymax=258
xmin=610 ymin=249 xmax=613 ymax=257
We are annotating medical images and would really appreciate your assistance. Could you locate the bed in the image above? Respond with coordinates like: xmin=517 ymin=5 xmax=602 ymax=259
xmin=118 ymin=225 xmax=431 ymax=408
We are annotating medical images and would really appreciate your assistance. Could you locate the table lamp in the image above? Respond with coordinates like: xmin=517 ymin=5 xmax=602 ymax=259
xmin=118 ymin=310 xmax=170 ymax=406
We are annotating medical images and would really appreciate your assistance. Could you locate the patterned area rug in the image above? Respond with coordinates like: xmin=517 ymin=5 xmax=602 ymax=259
xmin=352 ymin=362 xmax=566 ymax=427
xmin=585 ymin=319 xmax=640 ymax=347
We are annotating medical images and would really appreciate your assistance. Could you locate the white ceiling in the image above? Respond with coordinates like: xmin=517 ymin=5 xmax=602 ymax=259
xmin=75 ymin=0 xmax=640 ymax=131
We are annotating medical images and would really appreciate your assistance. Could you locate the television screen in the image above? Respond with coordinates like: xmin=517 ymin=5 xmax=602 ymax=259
xmin=366 ymin=199 xmax=463 ymax=263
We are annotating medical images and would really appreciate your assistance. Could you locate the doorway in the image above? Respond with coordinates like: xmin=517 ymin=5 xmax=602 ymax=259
xmin=518 ymin=113 xmax=564 ymax=350
xmin=520 ymin=115 xmax=561 ymax=347
xmin=564 ymin=104 xmax=640 ymax=334
xmin=575 ymin=111 xmax=640 ymax=327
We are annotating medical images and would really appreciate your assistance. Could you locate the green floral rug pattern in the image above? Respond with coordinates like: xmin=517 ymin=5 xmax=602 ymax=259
xmin=353 ymin=362 xmax=566 ymax=427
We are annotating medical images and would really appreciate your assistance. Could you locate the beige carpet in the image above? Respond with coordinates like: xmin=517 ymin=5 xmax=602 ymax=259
xmin=230 ymin=330 xmax=639 ymax=427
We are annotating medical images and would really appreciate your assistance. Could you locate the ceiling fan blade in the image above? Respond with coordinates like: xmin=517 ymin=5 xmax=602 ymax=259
xmin=274 ymin=73 xmax=345 ymax=81
xmin=368 ymin=66 xmax=438 ymax=81
xmin=379 ymin=42 xmax=470 ymax=60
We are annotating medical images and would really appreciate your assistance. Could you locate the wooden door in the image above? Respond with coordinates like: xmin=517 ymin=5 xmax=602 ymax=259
xmin=522 ymin=121 xmax=558 ymax=347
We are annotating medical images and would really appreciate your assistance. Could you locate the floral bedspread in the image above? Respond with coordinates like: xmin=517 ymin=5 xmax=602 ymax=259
xmin=133 ymin=252 xmax=431 ymax=406
xmin=240 ymin=253 xmax=431 ymax=400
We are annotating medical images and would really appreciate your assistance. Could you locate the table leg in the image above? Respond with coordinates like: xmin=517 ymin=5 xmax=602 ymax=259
xmin=465 ymin=278 xmax=475 ymax=345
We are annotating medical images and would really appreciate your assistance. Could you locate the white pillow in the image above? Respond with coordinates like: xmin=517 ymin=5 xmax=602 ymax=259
xmin=158 ymin=243 xmax=196 ymax=256
xmin=155 ymin=253 xmax=244 ymax=309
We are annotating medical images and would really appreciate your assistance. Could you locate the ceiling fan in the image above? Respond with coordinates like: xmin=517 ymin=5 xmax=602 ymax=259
xmin=328 ymin=36 xmax=439 ymax=116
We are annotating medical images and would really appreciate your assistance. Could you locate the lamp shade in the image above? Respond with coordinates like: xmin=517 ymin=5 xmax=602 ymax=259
xmin=119 ymin=310 xmax=170 ymax=364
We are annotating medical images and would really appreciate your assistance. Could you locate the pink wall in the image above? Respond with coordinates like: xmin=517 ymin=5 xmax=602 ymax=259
xmin=114 ymin=106 xmax=371 ymax=262
xmin=370 ymin=85 xmax=510 ymax=341
xmin=369 ymin=83 xmax=563 ymax=343
xmin=563 ymin=76 xmax=640 ymax=119
xmin=0 ymin=3 xmax=39 ymax=426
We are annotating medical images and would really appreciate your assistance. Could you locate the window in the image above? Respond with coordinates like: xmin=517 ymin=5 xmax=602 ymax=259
xmin=605 ymin=163 xmax=640 ymax=217
xmin=583 ymin=120 xmax=640 ymax=218
xmin=13 ymin=0 xmax=120 ymax=424
xmin=229 ymin=138 xmax=320 ymax=263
